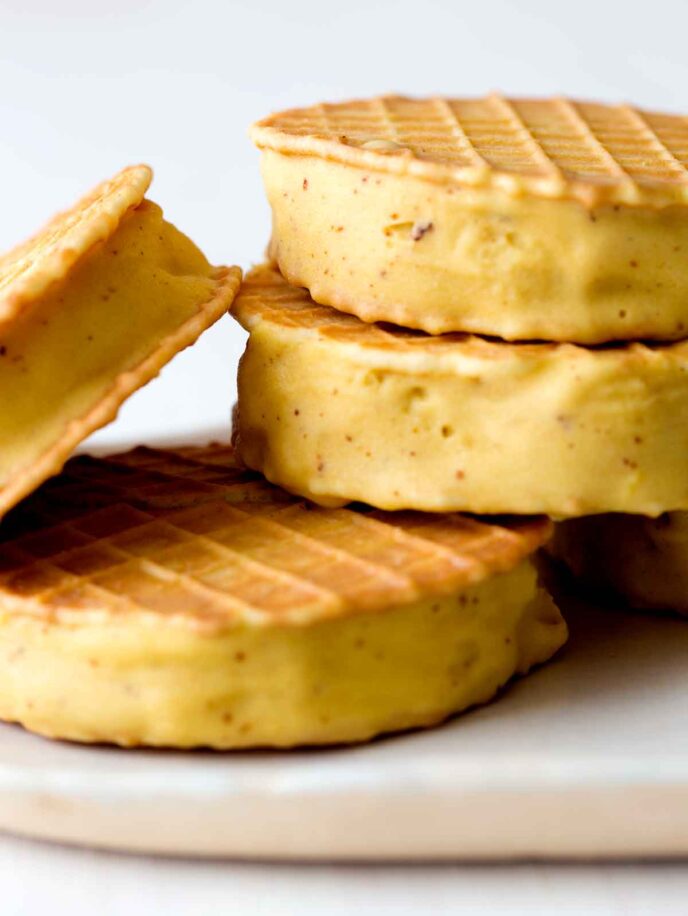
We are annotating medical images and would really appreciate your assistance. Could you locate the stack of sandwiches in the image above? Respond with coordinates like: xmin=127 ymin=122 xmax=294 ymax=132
xmin=0 ymin=94 xmax=686 ymax=749
xmin=239 ymin=95 xmax=688 ymax=614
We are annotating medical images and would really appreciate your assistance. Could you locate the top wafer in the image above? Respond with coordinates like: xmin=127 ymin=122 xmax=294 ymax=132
xmin=253 ymin=94 xmax=688 ymax=342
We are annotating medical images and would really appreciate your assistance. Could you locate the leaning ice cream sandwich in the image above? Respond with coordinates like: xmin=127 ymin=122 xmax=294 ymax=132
xmin=0 ymin=165 xmax=241 ymax=517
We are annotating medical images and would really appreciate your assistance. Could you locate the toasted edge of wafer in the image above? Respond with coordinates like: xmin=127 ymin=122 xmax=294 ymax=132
xmin=251 ymin=95 xmax=688 ymax=207
xmin=0 ymin=165 xmax=153 ymax=327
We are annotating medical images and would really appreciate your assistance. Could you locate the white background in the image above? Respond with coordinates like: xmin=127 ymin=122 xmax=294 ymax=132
xmin=3 ymin=0 xmax=688 ymax=447
xmin=3 ymin=0 xmax=688 ymax=911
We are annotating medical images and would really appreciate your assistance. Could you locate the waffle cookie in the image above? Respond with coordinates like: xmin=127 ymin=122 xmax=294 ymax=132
xmin=0 ymin=165 xmax=241 ymax=518
xmin=253 ymin=95 xmax=688 ymax=343
xmin=551 ymin=513 xmax=688 ymax=615
xmin=0 ymin=444 xmax=565 ymax=748
xmin=233 ymin=266 xmax=688 ymax=518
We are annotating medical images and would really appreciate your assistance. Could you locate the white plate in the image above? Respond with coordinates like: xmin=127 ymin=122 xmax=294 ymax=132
xmin=1 ymin=431 xmax=687 ymax=860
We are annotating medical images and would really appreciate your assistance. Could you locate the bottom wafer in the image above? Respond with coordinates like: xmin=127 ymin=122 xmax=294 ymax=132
xmin=551 ymin=513 xmax=688 ymax=615
xmin=0 ymin=445 xmax=566 ymax=748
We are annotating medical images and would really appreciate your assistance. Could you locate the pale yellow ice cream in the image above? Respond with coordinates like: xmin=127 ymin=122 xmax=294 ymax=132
xmin=262 ymin=151 xmax=688 ymax=343
xmin=0 ymin=562 xmax=563 ymax=748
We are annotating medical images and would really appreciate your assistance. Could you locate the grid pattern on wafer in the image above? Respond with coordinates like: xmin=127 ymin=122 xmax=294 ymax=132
xmin=0 ymin=445 xmax=550 ymax=632
xmin=251 ymin=95 xmax=688 ymax=205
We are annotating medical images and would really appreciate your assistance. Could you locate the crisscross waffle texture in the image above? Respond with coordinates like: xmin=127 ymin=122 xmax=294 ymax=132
xmin=0 ymin=444 xmax=550 ymax=630
xmin=233 ymin=266 xmax=688 ymax=517
xmin=253 ymin=95 xmax=688 ymax=206
xmin=0 ymin=445 xmax=565 ymax=748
